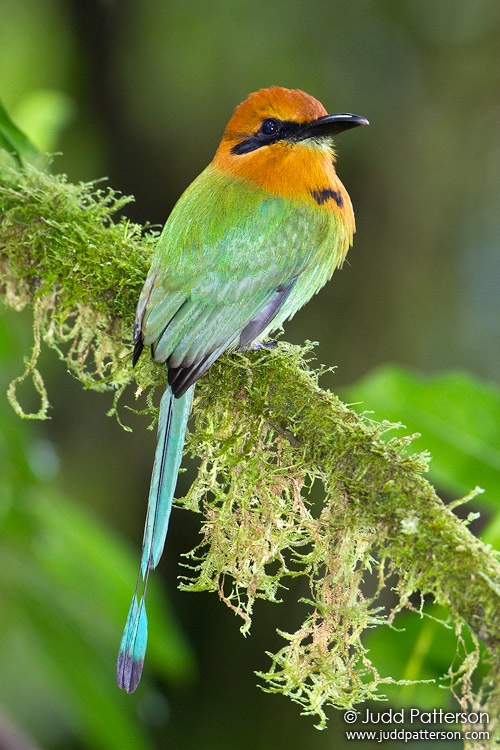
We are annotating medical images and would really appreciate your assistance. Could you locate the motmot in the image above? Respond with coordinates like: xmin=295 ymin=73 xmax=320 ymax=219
xmin=117 ymin=86 xmax=368 ymax=692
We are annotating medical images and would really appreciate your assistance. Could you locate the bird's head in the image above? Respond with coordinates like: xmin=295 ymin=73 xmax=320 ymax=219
xmin=213 ymin=87 xmax=368 ymax=209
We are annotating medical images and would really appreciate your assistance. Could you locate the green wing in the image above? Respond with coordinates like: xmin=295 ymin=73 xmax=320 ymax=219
xmin=135 ymin=165 xmax=344 ymax=395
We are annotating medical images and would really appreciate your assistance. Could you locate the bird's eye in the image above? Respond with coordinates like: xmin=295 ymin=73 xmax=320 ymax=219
xmin=260 ymin=118 xmax=281 ymax=137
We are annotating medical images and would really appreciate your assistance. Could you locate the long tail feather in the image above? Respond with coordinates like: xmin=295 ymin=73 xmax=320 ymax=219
xmin=117 ymin=384 xmax=194 ymax=692
xmin=116 ymin=589 xmax=148 ymax=692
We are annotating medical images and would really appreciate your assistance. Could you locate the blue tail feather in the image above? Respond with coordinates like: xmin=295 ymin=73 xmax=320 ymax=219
xmin=141 ymin=386 xmax=194 ymax=574
xmin=117 ymin=384 xmax=193 ymax=692
xmin=116 ymin=592 xmax=148 ymax=692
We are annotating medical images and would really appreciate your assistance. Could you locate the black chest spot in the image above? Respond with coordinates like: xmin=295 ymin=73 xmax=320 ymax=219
xmin=310 ymin=187 xmax=343 ymax=207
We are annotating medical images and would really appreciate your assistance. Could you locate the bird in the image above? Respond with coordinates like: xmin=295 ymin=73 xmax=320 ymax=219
xmin=116 ymin=86 xmax=368 ymax=692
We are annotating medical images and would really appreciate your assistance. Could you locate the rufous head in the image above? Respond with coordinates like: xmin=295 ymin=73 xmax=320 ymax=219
xmin=212 ymin=86 xmax=367 ymax=208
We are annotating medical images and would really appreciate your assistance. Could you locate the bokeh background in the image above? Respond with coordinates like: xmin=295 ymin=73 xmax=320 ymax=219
xmin=0 ymin=1 xmax=499 ymax=748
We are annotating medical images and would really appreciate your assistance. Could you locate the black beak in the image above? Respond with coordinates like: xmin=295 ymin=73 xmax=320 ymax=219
xmin=297 ymin=113 xmax=369 ymax=141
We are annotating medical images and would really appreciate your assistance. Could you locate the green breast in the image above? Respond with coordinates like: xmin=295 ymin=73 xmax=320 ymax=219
xmin=139 ymin=164 xmax=351 ymax=358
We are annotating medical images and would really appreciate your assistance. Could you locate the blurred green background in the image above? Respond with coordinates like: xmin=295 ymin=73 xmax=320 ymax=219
xmin=0 ymin=1 xmax=499 ymax=748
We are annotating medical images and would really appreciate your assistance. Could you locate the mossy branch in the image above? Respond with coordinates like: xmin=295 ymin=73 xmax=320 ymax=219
xmin=1 ymin=156 xmax=499 ymax=736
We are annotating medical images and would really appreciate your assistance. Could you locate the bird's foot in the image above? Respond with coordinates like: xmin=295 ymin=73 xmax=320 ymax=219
xmin=239 ymin=339 xmax=278 ymax=352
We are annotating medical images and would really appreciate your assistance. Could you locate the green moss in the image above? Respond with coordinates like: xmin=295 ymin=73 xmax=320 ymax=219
xmin=0 ymin=160 xmax=161 ymax=415
xmin=186 ymin=349 xmax=499 ymax=729
xmin=1 ymin=157 xmax=499 ymax=734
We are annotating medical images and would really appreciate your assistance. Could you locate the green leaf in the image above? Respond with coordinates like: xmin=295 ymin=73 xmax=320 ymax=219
xmin=0 ymin=98 xmax=40 ymax=164
xmin=11 ymin=89 xmax=74 ymax=152
xmin=343 ymin=366 xmax=500 ymax=510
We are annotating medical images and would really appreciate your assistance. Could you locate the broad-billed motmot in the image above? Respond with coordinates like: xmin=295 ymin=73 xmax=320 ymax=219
xmin=117 ymin=86 xmax=368 ymax=692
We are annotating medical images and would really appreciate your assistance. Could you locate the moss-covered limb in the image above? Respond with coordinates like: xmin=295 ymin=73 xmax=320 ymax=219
xmin=206 ymin=349 xmax=500 ymax=646
xmin=0 ymin=159 xmax=150 ymax=317
xmin=190 ymin=350 xmax=500 ymax=725
xmin=0 ymin=158 xmax=161 ymax=411
xmin=2 ymin=158 xmax=499 ymax=727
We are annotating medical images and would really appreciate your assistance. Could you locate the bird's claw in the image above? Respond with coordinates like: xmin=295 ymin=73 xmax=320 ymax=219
xmin=239 ymin=338 xmax=278 ymax=352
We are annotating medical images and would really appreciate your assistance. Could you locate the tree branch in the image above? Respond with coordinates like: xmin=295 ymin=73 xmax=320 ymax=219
xmin=1 ymin=156 xmax=498 ymax=737
xmin=224 ymin=354 xmax=499 ymax=636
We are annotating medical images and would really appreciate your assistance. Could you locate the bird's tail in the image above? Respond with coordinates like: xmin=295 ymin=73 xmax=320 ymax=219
xmin=116 ymin=384 xmax=194 ymax=692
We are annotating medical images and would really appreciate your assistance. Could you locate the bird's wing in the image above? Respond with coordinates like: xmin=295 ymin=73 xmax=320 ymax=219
xmin=136 ymin=165 xmax=337 ymax=395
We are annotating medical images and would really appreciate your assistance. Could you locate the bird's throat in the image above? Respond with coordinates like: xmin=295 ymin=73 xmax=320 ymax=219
xmin=213 ymin=141 xmax=353 ymax=225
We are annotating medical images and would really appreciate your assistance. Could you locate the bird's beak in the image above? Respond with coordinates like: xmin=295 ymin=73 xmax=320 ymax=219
xmin=297 ymin=113 xmax=369 ymax=141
